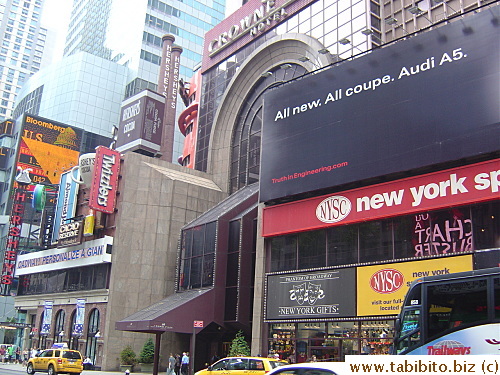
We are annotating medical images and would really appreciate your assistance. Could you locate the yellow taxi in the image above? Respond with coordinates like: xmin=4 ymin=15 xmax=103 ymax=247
xmin=26 ymin=347 xmax=83 ymax=375
xmin=195 ymin=357 xmax=289 ymax=375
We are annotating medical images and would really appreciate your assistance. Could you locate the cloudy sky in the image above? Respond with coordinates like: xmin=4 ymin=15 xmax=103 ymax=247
xmin=40 ymin=0 xmax=240 ymax=62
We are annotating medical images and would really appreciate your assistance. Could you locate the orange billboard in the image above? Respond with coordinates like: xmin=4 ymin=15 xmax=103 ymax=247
xmin=356 ymin=255 xmax=472 ymax=316
xmin=17 ymin=114 xmax=82 ymax=185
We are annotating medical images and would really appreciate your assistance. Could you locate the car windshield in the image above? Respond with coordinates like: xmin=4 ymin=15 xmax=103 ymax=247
xmin=63 ymin=351 xmax=82 ymax=360
xmin=269 ymin=361 xmax=289 ymax=369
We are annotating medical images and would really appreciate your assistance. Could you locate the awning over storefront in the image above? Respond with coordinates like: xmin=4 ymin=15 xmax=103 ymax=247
xmin=115 ymin=288 xmax=216 ymax=334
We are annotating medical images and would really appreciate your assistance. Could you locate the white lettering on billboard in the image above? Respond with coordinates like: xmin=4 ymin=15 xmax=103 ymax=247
xmin=97 ymin=154 xmax=116 ymax=206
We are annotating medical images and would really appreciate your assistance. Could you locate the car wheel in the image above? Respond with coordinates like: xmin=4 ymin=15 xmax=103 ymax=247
xmin=47 ymin=365 xmax=57 ymax=375
xmin=26 ymin=363 xmax=35 ymax=374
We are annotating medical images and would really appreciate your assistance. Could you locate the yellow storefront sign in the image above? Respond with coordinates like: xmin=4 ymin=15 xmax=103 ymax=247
xmin=357 ymin=255 xmax=472 ymax=316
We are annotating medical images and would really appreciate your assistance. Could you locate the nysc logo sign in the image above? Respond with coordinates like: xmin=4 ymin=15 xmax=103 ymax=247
xmin=316 ymin=196 xmax=351 ymax=223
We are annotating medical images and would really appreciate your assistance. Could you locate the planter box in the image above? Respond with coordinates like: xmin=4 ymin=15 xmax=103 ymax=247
xmin=120 ymin=364 xmax=134 ymax=373
xmin=140 ymin=363 xmax=154 ymax=373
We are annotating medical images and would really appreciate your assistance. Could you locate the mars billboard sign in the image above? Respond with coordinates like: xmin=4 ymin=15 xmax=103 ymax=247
xmin=260 ymin=8 xmax=500 ymax=202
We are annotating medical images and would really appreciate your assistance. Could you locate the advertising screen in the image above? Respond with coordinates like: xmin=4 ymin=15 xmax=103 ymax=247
xmin=116 ymin=90 xmax=165 ymax=155
xmin=266 ymin=268 xmax=356 ymax=320
xmin=356 ymin=255 xmax=472 ymax=316
xmin=260 ymin=8 xmax=499 ymax=202
xmin=18 ymin=114 xmax=82 ymax=185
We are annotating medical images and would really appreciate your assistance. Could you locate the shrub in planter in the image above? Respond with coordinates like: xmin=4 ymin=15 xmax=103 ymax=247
xmin=120 ymin=345 xmax=137 ymax=366
xmin=138 ymin=338 xmax=155 ymax=364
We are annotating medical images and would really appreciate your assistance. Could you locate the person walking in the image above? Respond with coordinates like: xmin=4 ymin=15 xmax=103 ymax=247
xmin=181 ymin=352 xmax=189 ymax=375
xmin=174 ymin=353 xmax=181 ymax=375
xmin=167 ymin=353 xmax=176 ymax=375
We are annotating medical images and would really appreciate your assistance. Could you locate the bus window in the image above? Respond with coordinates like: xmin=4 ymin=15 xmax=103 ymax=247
xmin=404 ymin=284 xmax=421 ymax=307
xmin=426 ymin=279 xmax=488 ymax=335
xmin=395 ymin=309 xmax=420 ymax=354
xmin=495 ymin=278 xmax=500 ymax=319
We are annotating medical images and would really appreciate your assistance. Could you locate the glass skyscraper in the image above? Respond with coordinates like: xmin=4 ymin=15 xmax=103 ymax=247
xmin=61 ymin=0 xmax=226 ymax=159
xmin=0 ymin=0 xmax=48 ymax=122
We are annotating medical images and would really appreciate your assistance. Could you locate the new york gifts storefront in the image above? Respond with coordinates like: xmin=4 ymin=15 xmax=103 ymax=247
xmin=262 ymin=160 xmax=499 ymax=361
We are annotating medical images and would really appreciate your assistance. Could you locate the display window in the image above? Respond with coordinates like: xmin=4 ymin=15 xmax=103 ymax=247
xmin=268 ymin=321 xmax=394 ymax=361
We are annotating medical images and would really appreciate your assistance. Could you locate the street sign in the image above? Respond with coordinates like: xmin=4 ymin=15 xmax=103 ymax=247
xmin=193 ymin=320 xmax=203 ymax=328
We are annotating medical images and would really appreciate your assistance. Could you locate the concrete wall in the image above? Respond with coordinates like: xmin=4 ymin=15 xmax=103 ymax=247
xmin=102 ymin=152 xmax=226 ymax=370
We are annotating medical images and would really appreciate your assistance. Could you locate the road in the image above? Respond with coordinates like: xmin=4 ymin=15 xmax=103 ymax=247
xmin=0 ymin=362 xmax=146 ymax=375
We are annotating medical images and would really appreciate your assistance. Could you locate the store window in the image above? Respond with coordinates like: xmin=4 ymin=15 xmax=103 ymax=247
xmin=269 ymin=321 xmax=394 ymax=361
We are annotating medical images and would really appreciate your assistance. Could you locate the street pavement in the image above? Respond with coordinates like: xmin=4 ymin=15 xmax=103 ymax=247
xmin=0 ymin=362 xmax=159 ymax=375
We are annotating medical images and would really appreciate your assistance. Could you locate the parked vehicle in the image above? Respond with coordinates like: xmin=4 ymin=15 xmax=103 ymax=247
xmin=26 ymin=348 xmax=83 ymax=375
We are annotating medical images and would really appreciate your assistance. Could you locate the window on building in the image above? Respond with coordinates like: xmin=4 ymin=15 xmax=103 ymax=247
xmin=178 ymin=222 xmax=216 ymax=291
xmin=268 ymin=201 xmax=499 ymax=272
xmin=53 ymin=310 xmax=65 ymax=343
xmin=229 ymin=64 xmax=307 ymax=193
xmin=85 ymin=309 xmax=100 ymax=365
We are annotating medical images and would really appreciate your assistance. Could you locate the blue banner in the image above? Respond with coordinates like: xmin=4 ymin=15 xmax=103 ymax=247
xmin=40 ymin=301 xmax=53 ymax=335
xmin=73 ymin=298 xmax=85 ymax=336
xmin=52 ymin=169 xmax=79 ymax=244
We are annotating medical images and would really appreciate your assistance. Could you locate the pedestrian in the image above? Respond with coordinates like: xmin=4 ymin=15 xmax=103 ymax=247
xmin=7 ymin=345 xmax=14 ymax=363
xmin=211 ymin=353 xmax=220 ymax=364
xmin=83 ymin=356 xmax=93 ymax=370
xmin=167 ymin=353 xmax=176 ymax=375
xmin=181 ymin=352 xmax=189 ymax=375
xmin=174 ymin=353 xmax=181 ymax=375
xmin=15 ymin=346 xmax=21 ymax=363
xmin=22 ymin=349 xmax=29 ymax=366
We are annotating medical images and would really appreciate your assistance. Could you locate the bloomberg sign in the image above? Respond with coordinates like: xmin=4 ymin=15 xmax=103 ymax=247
xmin=260 ymin=8 xmax=500 ymax=202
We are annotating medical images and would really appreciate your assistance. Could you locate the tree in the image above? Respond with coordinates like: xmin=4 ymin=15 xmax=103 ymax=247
xmin=120 ymin=345 xmax=137 ymax=365
xmin=138 ymin=338 xmax=155 ymax=364
xmin=228 ymin=331 xmax=250 ymax=357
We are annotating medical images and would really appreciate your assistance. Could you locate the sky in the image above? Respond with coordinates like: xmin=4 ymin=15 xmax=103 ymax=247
xmin=40 ymin=0 xmax=240 ymax=62
xmin=40 ymin=0 xmax=72 ymax=61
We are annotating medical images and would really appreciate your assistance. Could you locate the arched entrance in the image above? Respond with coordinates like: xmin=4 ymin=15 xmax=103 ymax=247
xmin=85 ymin=308 xmax=100 ymax=364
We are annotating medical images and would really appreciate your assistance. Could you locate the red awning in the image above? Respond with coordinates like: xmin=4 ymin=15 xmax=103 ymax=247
xmin=115 ymin=289 xmax=216 ymax=334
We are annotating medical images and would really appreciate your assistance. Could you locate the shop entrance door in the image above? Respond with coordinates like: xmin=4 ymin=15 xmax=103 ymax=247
xmin=310 ymin=339 xmax=360 ymax=362
xmin=310 ymin=339 xmax=340 ymax=361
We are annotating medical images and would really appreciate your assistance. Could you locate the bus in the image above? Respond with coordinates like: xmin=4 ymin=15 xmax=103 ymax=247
xmin=393 ymin=267 xmax=499 ymax=355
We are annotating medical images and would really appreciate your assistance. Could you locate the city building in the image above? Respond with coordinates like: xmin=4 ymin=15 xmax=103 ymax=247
xmin=0 ymin=0 xmax=48 ymax=122
xmin=117 ymin=0 xmax=498 ymax=366
xmin=2 ymin=0 xmax=227 ymax=365
xmin=62 ymin=0 xmax=226 ymax=162
xmin=6 ymin=0 xmax=498 ymax=372
xmin=177 ymin=68 xmax=201 ymax=168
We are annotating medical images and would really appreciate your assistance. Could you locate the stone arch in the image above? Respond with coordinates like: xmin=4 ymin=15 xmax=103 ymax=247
xmin=208 ymin=33 xmax=336 ymax=190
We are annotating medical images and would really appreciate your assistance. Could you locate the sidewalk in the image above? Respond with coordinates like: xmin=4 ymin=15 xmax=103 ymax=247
xmin=0 ymin=361 xmax=160 ymax=375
